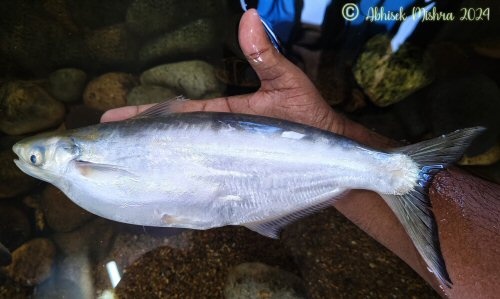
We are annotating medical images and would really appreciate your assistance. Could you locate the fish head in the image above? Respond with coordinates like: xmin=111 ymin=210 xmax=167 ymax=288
xmin=12 ymin=132 xmax=80 ymax=183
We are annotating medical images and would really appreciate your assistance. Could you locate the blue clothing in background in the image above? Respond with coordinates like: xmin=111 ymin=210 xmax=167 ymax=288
xmin=255 ymin=0 xmax=297 ymax=43
xmin=241 ymin=0 xmax=300 ymax=45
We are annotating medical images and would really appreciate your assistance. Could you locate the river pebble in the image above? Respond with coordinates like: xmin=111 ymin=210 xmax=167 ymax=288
xmin=140 ymin=60 xmax=222 ymax=99
xmin=83 ymin=72 xmax=138 ymax=111
xmin=3 ymin=238 xmax=56 ymax=286
xmin=0 ymin=81 xmax=65 ymax=135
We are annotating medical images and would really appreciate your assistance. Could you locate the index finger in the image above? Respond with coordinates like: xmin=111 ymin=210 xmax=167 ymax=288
xmin=99 ymin=95 xmax=252 ymax=123
xmin=100 ymin=104 xmax=155 ymax=122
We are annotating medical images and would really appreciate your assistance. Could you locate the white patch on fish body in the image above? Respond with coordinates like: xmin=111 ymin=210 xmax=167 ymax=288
xmin=281 ymin=131 xmax=305 ymax=139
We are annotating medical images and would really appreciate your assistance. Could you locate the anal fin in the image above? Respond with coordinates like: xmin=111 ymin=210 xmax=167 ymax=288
xmin=244 ymin=190 xmax=345 ymax=239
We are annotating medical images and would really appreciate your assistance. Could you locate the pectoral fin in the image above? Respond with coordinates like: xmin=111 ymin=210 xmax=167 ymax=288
xmin=74 ymin=160 xmax=138 ymax=181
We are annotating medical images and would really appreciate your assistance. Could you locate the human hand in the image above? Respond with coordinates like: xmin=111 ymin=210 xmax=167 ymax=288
xmin=101 ymin=9 xmax=395 ymax=149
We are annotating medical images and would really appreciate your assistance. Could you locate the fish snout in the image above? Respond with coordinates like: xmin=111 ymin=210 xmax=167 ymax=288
xmin=12 ymin=142 xmax=22 ymax=160
xmin=12 ymin=141 xmax=29 ymax=163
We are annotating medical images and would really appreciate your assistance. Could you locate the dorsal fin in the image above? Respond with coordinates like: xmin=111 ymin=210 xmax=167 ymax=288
xmin=133 ymin=95 xmax=189 ymax=119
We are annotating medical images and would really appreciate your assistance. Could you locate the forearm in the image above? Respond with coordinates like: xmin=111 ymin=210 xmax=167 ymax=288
xmin=333 ymin=191 xmax=440 ymax=290
xmin=430 ymin=169 xmax=499 ymax=298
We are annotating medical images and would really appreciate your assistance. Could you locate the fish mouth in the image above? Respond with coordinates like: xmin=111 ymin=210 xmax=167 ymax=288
xmin=12 ymin=143 xmax=30 ymax=166
xmin=13 ymin=158 xmax=47 ymax=182
xmin=12 ymin=143 xmax=23 ymax=161
xmin=13 ymin=158 xmax=29 ymax=171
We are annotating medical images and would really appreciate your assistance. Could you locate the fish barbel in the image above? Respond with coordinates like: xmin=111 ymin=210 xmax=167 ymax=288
xmin=12 ymin=101 xmax=484 ymax=287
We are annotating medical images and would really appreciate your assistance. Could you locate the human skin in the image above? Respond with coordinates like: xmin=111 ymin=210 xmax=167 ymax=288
xmin=102 ymin=9 xmax=499 ymax=298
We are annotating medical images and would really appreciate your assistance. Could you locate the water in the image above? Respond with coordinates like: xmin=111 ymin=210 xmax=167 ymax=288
xmin=1 ymin=0 xmax=499 ymax=298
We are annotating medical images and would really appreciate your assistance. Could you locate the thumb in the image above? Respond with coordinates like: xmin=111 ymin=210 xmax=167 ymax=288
xmin=238 ymin=9 xmax=300 ymax=85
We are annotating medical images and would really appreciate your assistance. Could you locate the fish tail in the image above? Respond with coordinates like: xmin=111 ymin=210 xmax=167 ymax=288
xmin=382 ymin=127 xmax=485 ymax=288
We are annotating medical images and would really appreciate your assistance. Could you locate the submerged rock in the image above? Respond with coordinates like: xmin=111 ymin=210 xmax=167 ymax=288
xmin=0 ymin=242 xmax=11 ymax=266
xmin=85 ymin=23 xmax=137 ymax=66
xmin=215 ymin=57 xmax=260 ymax=88
xmin=83 ymin=73 xmax=138 ymax=111
xmin=281 ymin=208 xmax=439 ymax=298
xmin=41 ymin=0 xmax=80 ymax=33
xmin=52 ymin=218 xmax=116 ymax=260
xmin=126 ymin=0 xmax=224 ymax=36
xmin=459 ymin=143 xmax=500 ymax=166
xmin=48 ymin=68 xmax=87 ymax=103
xmin=0 ymin=205 xmax=31 ymax=250
xmin=3 ymin=238 xmax=56 ymax=286
xmin=0 ymin=1 xmax=87 ymax=74
xmin=224 ymin=262 xmax=307 ymax=299
xmin=0 ymin=146 xmax=38 ymax=198
xmin=127 ymin=85 xmax=178 ymax=106
xmin=425 ymin=42 xmax=471 ymax=79
xmin=316 ymin=50 xmax=351 ymax=105
xmin=0 ymin=275 xmax=31 ymax=298
xmin=0 ymin=81 xmax=65 ymax=135
xmin=353 ymin=35 xmax=434 ymax=107
xmin=115 ymin=227 xmax=294 ymax=298
xmin=65 ymin=105 xmax=102 ymax=129
xmin=474 ymin=37 xmax=500 ymax=59
xmin=138 ymin=18 xmax=220 ymax=64
xmin=428 ymin=74 xmax=500 ymax=156
xmin=23 ymin=195 xmax=46 ymax=232
xmin=66 ymin=0 xmax=131 ymax=30
xmin=41 ymin=185 xmax=94 ymax=232
xmin=140 ymin=60 xmax=222 ymax=99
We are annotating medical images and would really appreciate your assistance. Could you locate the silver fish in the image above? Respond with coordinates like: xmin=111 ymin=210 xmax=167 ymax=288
xmin=12 ymin=101 xmax=484 ymax=287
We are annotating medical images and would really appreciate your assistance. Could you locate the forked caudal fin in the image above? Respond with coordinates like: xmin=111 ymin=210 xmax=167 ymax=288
xmin=383 ymin=127 xmax=486 ymax=288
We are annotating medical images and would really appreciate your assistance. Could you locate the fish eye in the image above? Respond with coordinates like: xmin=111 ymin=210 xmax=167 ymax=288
xmin=29 ymin=148 xmax=44 ymax=166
